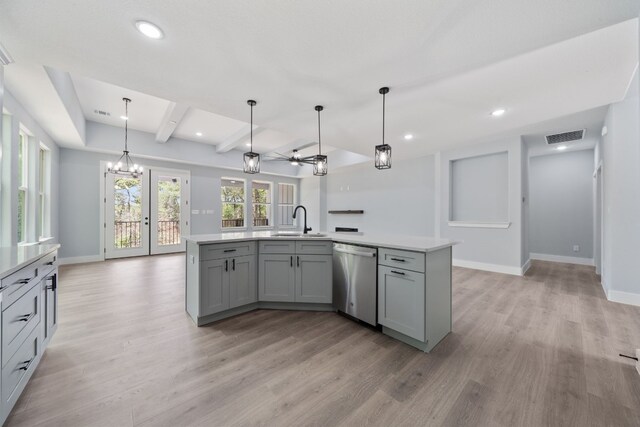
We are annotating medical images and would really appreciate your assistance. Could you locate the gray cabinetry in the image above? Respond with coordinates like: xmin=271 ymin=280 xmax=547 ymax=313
xmin=0 ymin=247 xmax=58 ymax=425
xmin=378 ymin=266 xmax=425 ymax=341
xmin=259 ymin=240 xmax=332 ymax=304
xmin=229 ymin=255 xmax=257 ymax=308
xmin=258 ymin=254 xmax=295 ymax=301
xmin=295 ymin=255 xmax=332 ymax=303
xmin=200 ymin=258 xmax=230 ymax=315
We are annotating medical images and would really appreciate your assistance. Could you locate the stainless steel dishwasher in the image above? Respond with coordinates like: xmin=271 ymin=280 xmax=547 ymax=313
xmin=332 ymin=243 xmax=378 ymax=326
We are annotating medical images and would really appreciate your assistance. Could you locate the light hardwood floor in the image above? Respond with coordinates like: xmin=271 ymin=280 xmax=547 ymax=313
xmin=6 ymin=255 xmax=640 ymax=426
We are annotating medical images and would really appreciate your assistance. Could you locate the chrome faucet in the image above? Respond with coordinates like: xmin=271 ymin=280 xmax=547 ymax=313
xmin=292 ymin=205 xmax=312 ymax=234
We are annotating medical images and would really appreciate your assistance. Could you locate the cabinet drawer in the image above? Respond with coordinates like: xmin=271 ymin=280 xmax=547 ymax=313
xmin=2 ymin=326 xmax=40 ymax=412
xmin=3 ymin=284 xmax=41 ymax=366
xmin=259 ymin=240 xmax=296 ymax=254
xmin=200 ymin=241 xmax=256 ymax=261
xmin=378 ymin=248 xmax=425 ymax=273
xmin=295 ymin=240 xmax=332 ymax=255
xmin=1 ymin=263 xmax=40 ymax=310
xmin=38 ymin=252 xmax=58 ymax=277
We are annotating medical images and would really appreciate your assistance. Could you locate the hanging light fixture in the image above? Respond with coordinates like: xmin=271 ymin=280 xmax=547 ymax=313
xmin=107 ymin=98 xmax=143 ymax=177
xmin=243 ymin=99 xmax=260 ymax=174
xmin=313 ymin=105 xmax=328 ymax=176
xmin=375 ymin=87 xmax=392 ymax=169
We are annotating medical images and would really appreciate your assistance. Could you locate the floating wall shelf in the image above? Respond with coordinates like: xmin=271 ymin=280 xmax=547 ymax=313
xmin=328 ymin=210 xmax=364 ymax=214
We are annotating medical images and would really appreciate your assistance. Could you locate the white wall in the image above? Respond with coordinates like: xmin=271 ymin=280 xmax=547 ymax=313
xmin=439 ymin=137 xmax=524 ymax=274
xmin=1 ymin=81 xmax=60 ymax=246
xmin=322 ymin=156 xmax=436 ymax=235
xmin=528 ymin=149 xmax=594 ymax=260
xmin=58 ymin=148 xmax=300 ymax=259
xmin=601 ymin=68 xmax=640 ymax=302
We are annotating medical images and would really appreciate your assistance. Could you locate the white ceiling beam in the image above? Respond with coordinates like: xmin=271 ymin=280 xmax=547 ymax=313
xmin=216 ymin=124 xmax=263 ymax=153
xmin=264 ymin=139 xmax=316 ymax=158
xmin=155 ymin=102 xmax=189 ymax=143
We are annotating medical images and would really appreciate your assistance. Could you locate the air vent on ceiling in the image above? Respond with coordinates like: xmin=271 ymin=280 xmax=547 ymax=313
xmin=93 ymin=109 xmax=111 ymax=117
xmin=545 ymin=129 xmax=585 ymax=145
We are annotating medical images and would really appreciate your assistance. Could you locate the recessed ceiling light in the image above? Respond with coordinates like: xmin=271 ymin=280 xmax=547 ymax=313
xmin=195 ymin=132 xmax=203 ymax=137
xmin=120 ymin=115 xmax=128 ymax=120
xmin=404 ymin=134 xmax=413 ymax=140
xmin=557 ymin=145 xmax=568 ymax=151
xmin=135 ymin=20 xmax=164 ymax=39
xmin=169 ymin=120 xmax=177 ymax=125
xmin=245 ymin=142 xmax=251 ymax=147
xmin=491 ymin=108 xmax=506 ymax=117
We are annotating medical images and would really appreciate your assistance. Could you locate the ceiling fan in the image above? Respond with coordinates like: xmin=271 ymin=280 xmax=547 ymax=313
xmin=264 ymin=148 xmax=317 ymax=166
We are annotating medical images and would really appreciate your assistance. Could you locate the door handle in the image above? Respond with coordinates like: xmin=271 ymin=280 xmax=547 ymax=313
xmin=297 ymin=256 xmax=300 ymax=267
xmin=290 ymin=256 xmax=293 ymax=267
xmin=232 ymin=259 xmax=235 ymax=271
xmin=225 ymin=260 xmax=228 ymax=272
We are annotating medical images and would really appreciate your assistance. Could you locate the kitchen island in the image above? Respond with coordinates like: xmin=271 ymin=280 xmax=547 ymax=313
xmin=185 ymin=232 xmax=456 ymax=352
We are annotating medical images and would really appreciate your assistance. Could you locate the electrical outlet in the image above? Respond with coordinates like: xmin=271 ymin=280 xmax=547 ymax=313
xmin=573 ymin=245 xmax=580 ymax=252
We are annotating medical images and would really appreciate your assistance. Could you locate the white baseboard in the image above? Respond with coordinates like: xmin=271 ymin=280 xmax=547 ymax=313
xmin=529 ymin=253 xmax=594 ymax=266
xmin=521 ymin=259 xmax=532 ymax=275
xmin=58 ymin=255 xmax=103 ymax=265
xmin=452 ymin=259 xmax=524 ymax=276
xmin=607 ymin=289 xmax=640 ymax=307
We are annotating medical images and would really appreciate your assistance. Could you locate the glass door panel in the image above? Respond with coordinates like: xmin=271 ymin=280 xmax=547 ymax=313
xmin=150 ymin=169 xmax=190 ymax=255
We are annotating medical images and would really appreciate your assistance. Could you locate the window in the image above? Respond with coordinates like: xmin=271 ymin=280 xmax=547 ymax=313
xmin=17 ymin=131 xmax=28 ymax=243
xmin=221 ymin=178 xmax=245 ymax=229
xmin=38 ymin=144 xmax=50 ymax=238
xmin=278 ymin=183 xmax=296 ymax=227
xmin=252 ymin=181 xmax=272 ymax=227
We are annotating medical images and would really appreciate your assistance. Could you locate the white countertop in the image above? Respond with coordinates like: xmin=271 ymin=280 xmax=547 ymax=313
xmin=0 ymin=244 xmax=60 ymax=280
xmin=185 ymin=231 xmax=457 ymax=253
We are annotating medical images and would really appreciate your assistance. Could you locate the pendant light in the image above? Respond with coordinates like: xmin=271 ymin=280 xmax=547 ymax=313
xmin=107 ymin=98 xmax=143 ymax=177
xmin=313 ymin=105 xmax=328 ymax=176
xmin=243 ymin=100 xmax=260 ymax=174
xmin=375 ymin=87 xmax=392 ymax=169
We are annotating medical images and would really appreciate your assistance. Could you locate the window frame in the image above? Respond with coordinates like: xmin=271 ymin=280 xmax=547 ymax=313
xmin=17 ymin=130 xmax=29 ymax=244
xmin=251 ymin=180 xmax=273 ymax=229
xmin=38 ymin=143 xmax=51 ymax=240
xmin=220 ymin=177 xmax=247 ymax=231
xmin=277 ymin=182 xmax=297 ymax=229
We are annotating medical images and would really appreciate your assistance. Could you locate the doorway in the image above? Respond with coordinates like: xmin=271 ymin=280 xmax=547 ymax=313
xmin=103 ymin=166 xmax=190 ymax=259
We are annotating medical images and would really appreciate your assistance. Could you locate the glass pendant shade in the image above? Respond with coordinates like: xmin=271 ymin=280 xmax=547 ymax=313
xmin=375 ymin=143 xmax=392 ymax=169
xmin=107 ymin=98 xmax=143 ymax=177
xmin=243 ymin=151 xmax=260 ymax=174
xmin=313 ymin=154 xmax=328 ymax=176
xmin=375 ymin=87 xmax=392 ymax=170
xmin=243 ymin=99 xmax=260 ymax=174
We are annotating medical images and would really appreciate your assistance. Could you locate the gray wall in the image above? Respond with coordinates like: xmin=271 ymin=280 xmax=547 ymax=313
xmin=450 ymin=151 xmax=509 ymax=222
xmin=322 ymin=156 xmax=436 ymax=236
xmin=439 ymin=137 xmax=524 ymax=271
xmin=59 ymin=148 xmax=300 ymax=259
xmin=601 ymin=68 xmax=640 ymax=297
xmin=528 ymin=149 xmax=594 ymax=259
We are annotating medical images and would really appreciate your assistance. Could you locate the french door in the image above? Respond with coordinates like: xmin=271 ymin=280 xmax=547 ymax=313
xmin=104 ymin=167 xmax=190 ymax=259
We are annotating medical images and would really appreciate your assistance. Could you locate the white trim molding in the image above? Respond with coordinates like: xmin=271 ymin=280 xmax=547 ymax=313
xmin=530 ymin=253 xmax=594 ymax=266
xmin=453 ymin=259 xmax=524 ymax=276
xmin=448 ymin=221 xmax=511 ymax=229
xmin=521 ymin=259 xmax=532 ymax=275
xmin=59 ymin=255 xmax=103 ymax=265
xmin=607 ymin=289 xmax=640 ymax=308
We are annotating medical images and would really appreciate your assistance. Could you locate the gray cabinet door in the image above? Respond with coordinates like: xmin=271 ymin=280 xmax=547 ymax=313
xmin=378 ymin=266 xmax=425 ymax=341
xmin=229 ymin=255 xmax=257 ymax=308
xmin=200 ymin=259 xmax=230 ymax=315
xmin=41 ymin=271 xmax=58 ymax=347
xmin=295 ymin=255 xmax=332 ymax=303
xmin=258 ymin=254 xmax=295 ymax=302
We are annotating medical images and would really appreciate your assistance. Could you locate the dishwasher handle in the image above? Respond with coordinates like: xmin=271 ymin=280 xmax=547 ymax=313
xmin=333 ymin=247 xmax=376 ymax=257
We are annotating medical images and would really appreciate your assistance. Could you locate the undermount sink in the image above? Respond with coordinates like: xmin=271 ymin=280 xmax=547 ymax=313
xmin=270 ymin=232 xmax=327 ymax=238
